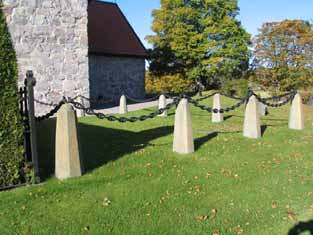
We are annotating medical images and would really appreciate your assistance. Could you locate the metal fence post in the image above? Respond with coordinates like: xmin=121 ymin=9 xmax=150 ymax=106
xmin=26 ymin=71 xmax=39 ymax=178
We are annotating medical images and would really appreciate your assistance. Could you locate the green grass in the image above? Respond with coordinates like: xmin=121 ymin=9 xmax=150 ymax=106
xmin=1 ymin=95 xmax=313 ymax=235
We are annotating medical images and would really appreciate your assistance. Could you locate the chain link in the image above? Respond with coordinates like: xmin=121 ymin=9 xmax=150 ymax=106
xmin=74 ymin=95 xmax=114 ymax=104
xmin=34 ymin=90 xmax=296 ymax=122
xmin=125 ymin=94 xmax=161 ymax=103
xmin=194 ymin=92 xmax=218 ymax=102
xmin=261 ymin=91 xmax=296 ymax=102
xmin=35 ymin=100 xmax=66 ymax=122
xmin=187 ymin=94 xmax=250 ymax=113
xmin=34 ymin=98 xmax=61 ymax=107
xmin=67 ymin=97 xmax=180 ymax=123
xmin=253 ymin=91 xmax=296 ymax=107
xmin=219 ymin=92 xmax=245 ymax=100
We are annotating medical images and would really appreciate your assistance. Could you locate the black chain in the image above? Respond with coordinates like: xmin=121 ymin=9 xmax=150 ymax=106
xmin=187 ymin=94 xmax=250 ymax=113
xmin=194 ymin=92 xmax=218 ymax=102
xmin=253 ymin=91 xmax=296 ymax=107
xmin=219 ymin=92 xmax=244 ymax=100
xmin=35 ymin=100 xmax=66 ymax=122
xmin=261 ymin=91 xmax=296 ymax=102
xmin=125 ymin=94 xmax=161 ymax=103
xmin=67 ymin=97 xmax=180 ymax=123
xmin=73 ymin=95 xmax=114 ymax=104
xmin=34 ymin=98 xmax=63 ymax=107
xmin=34 ymin=89 xmax=297 ymax=122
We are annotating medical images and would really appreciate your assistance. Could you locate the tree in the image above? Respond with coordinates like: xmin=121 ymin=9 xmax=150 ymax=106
xmin=252 ymin=20 xmax=313 ymax=91
xmin=0 ymin=3 xmax=24 ymax=187
xmin=146 ymin=0 xmax=251 ymax=87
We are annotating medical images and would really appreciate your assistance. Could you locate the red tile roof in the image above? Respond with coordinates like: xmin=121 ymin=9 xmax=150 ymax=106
xmin=88 ymin=1 xmax=148 ymax=58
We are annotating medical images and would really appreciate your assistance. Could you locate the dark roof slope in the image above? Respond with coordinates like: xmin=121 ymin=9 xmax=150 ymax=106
xmin=88 ymin=1 xmax=148 ymax=58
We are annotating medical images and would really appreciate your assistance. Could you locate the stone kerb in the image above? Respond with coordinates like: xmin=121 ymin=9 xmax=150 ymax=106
xmin=258 ymin=102 xmax=268 ymax=116
xmin=173 ymin=98 xmax=194 ymax=154
xmin=76 ymin=96 xmax=85 ymax=118
xmin=119 ymin=95 xmax=128 ymax=114
xmin=289 ymin=93 xmax=304 ymax=130
xmin=55 ymin=104 xmax=82 ymax=180
xmin=243 ymin=95 xmax=261 ymax=139
xmin=212 ymin=93 xmax=223 ymax=123
xmin=158 ymin=94 xmax=167 ymax=117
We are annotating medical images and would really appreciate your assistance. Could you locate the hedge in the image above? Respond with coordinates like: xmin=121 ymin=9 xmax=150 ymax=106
xmin=0 ymin=4 xmax=24 ymax=187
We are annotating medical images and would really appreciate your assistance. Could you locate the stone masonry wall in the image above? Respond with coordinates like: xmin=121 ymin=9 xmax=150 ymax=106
xmin=3 ymin=0 xmax=89 ymax=115
xmin=89 ymin=55 xmax=145 ymax=108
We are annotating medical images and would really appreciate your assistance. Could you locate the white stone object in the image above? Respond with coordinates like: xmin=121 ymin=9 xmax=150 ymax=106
xmin=55 ymin=104 xmax=82 ymax=180
xmin=76 ymin=96 xmax=85 ymax=118
xmin=158 ymin=94 xmax=167 ymax=117
xmin=173 ymin=98 xmax=194 ymax=154
xmin=289 ymin=93 xmax=304 ymax=130
xmin=212 ymin=93 xmax=223 ymax=122
xmin=243 ymin=95 xmax=261 ymax=139
xmin=258 ymin=102 xmax=267 ymax=116
xmin=119 ymin=95 xmax=128 ymax=114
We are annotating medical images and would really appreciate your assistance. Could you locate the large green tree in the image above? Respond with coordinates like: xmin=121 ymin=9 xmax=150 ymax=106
xmin=146 ymin=0 xmax=251 ymax=86
xmin=0 ymin=3 xmax=24 ymax=186
xmin=252 ymin=20 xmax=313 ymax=91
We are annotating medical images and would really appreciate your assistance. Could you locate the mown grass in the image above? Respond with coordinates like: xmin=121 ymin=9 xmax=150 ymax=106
xmin=0 ymin=94 xmax=313 ymax=235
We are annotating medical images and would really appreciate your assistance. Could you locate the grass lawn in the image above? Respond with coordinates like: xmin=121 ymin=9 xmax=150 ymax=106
xmin=0 ymin=94 xmax=313 ymax=235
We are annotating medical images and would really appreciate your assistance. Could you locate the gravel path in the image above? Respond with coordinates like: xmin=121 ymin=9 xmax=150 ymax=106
xmin=94 ymin=99 xmax=173 ymax=115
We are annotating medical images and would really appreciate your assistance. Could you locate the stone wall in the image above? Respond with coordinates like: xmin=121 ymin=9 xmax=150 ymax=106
xmin=89 ymin=55 xmax=145 ymax=108
xmin=2 ymin=0 xmax=89 ymax=115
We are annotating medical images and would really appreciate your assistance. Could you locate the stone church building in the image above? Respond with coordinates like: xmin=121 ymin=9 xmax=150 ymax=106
xmin=3 ymin=0 xmax=148 ymax=113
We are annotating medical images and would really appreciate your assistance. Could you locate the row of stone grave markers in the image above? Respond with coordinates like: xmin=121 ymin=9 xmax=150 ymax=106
xmin=52 ymin=92 xmax=304 ymax=180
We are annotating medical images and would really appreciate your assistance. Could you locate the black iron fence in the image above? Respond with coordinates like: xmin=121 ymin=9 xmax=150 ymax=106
xmin=18 ymin=71 xmax=39 ymax=180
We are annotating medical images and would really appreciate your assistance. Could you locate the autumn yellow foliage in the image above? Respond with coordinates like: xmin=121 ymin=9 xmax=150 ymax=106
xmin=145 ymin=72 xmax=194 ymax=94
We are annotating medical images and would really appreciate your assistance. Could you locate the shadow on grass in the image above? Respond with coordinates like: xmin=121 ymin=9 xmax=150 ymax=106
xmin=261 ymin=125 xmax=267 ymax=136
xmin=288 ymin=220 xmax=313 ymax=235
xmin=195 ymin=132 xmax=218 ymax=150
xmin=224 ymin=115 xmax=233 ymax=121
xmin=260 ymin=122 xmax=289 ymax=136
xmin=37 ymin=119 xmax=173 ymax=180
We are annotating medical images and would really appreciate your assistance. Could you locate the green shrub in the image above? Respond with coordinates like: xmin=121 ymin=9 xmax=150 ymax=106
xmin=221 ymin=79 xmax=249 ymax=97
xmin=145 ymin=72 xmax=194 ymax=94
xmin=0 ymin=4 xmax=24 ymax=187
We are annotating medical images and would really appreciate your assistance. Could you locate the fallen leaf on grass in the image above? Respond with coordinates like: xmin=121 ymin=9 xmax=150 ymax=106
xmin=212 ymin=230 xmax=220 ymax=235
xmin=159 ymin=196 xmax=165 ymax=204
xmin=271 ymin=202 xmax=278 ymax=209
xmin=196 ymin=214 xmax=207 ymax=222
xmin=102 ymin=197 xmax=111 ymax=207
xmin=210 ymin=208 xmax=218 ymax=219
xmin=233 ymin=225 xmax=244 ymax=235
xmin=221 ymin=168 xmax=232 ymax=177
xmin=286 ymin=209 xmax=297 ymax=221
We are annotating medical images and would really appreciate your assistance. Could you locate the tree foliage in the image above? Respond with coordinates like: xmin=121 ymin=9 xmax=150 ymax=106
xmin=145 ymin=72 xmax=194 ymax=94
xmin=252 ymin=20 xmax=313 ymax=91
xmin=146 ymin=0 xmax=251 ymax=87
xmin=0 ymin=3 xmax=24 ymax=187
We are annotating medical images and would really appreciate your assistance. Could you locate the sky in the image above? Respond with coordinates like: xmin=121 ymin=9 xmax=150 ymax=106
xmin=103 ymin=0 xmax=313 ymax=48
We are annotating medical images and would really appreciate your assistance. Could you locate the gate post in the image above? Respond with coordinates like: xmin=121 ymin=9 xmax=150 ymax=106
xmin=26 ymin=71 xmax=39 ymax=178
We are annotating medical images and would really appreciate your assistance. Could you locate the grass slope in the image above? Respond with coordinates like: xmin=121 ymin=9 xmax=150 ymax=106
xmin=0 ymin=95 xmax=313 ymax=235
